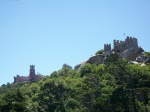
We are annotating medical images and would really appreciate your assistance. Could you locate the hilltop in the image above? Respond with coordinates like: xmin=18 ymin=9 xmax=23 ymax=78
xmin=75 ymin=36 xmax=149 ymax=71
xmin=0 ymin=37 xmax=150 ymax=112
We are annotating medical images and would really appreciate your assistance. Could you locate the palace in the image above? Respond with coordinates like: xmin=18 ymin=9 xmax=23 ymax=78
xmin=14 ymin=65 xmax=42 ymax=83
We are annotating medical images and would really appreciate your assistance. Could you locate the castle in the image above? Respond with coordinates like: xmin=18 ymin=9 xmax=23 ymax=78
xmin=104 ymin=36 xmax=138 ymax=53
xmin=14 ymin=65 xmax=42 ymax=83
xmin=113 ymin=37 xmax=138 ymax=51
xmin=104 ymin=36 xmax=143 ymax=60
xmin=75 ymin=36 xmax=144 ymax=70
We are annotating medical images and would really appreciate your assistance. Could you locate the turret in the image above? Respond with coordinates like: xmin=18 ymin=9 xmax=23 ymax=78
xmin=29 ymin=65 xmax=36 ymax=81
xmin=125 ymin=36 xmax=138 ymax=48
xmin=104 ymin=44 xmax=111 ymax=52
xmin=133 ymin=37 xmax=138 ymax=47
xmin=113 ymin=40 xmax=116 ymax=47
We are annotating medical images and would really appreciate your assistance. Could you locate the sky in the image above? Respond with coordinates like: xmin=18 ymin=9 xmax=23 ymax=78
xmin=0 ymin=0 xmax=150 ymax=86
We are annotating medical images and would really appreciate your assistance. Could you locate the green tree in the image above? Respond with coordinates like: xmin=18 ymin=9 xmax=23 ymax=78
xmin=144 ymin=52 xmax=150 ymax=56
xmin=80 ymin=63 xmax=92 ymax=77
xmin=95 ymin=49 xmax=104 ymax=55
xmin=110 ymin=87 xmax=132 ymax=112
xmin=37 ymin=80 xmax=70 ymax=112
xmin=0 ymin=89 xmax=28 ymax=112
xmin=77 ymin=74 xmax=101 ymax=112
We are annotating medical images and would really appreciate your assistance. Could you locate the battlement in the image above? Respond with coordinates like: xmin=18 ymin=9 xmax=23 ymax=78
xmin=114 ymin=40 xmax=126 ymax=46
xmin=113 ymin=36 xmax=138 ymax=49
xmin=30 ymin=65 xmax=35 ymax=69
xmin=104 ymin=44 xmax=111 ymax=52
xmin=125 ymin=36 xmax=137 ymax=43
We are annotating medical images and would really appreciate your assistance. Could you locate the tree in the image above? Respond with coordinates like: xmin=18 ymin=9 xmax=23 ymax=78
xmin=77 ymin=74 xmax=101 ymax=112
xmin=57 ymin=64 xmax=72 ymax=76
xmin=0 ymin=89 xmax=28 ymax=112
xmin=95 ymin=49 xmax=104 ymax=55
xmin=110 ymin=87 xmax=132 ymax=112
xmin=144 ymin=52 xmax=150 ymax=56
xmin=37 ymin=80 xmax=70 ymax=112
xmin=80 ymin=63 xmax=92 ymax=77
xmin=104 ymin=53 xmax=128 ymax=85
xmin=50 ymin=71 xmax=58 ymax=78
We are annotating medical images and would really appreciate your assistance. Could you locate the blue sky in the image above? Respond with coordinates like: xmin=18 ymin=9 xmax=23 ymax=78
xmin=0 ymin=0 xmax=150 ymax=85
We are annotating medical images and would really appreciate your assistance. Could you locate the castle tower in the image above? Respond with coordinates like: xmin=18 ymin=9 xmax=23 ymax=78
xmin=104 ymin=44 xmax=111 ymax=52
xmin=29 ymin=65 xmax=36 ymax=81
xmin=133 ymin=37 xmax=138 ymax=47
xmin=125 ymin=36 xmax=138 ymax=48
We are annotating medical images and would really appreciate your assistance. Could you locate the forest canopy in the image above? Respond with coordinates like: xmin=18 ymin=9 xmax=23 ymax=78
xmin=0 ymin=54 xmax=150 ymax=112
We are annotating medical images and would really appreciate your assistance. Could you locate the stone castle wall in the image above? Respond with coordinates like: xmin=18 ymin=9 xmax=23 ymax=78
xmin=113 ymin=36 xmax=138 ymax=52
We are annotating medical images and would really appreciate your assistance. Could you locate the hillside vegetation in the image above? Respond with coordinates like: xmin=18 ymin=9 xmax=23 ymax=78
xmin=0 ymin=54 xmax=150 ymax=112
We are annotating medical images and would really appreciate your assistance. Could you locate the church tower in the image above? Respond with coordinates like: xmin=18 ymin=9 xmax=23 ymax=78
xmin=29 ymin=65 xmax=36 ymax=81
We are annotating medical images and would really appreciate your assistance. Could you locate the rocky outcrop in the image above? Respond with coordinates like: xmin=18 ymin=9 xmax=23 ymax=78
xmin=119 ymin=47 xmax=144 ymax=60
xmin=136 ymin=55 xmax=150 ymax=63
xmin=87 ymin=54 xmax=105 ymax=64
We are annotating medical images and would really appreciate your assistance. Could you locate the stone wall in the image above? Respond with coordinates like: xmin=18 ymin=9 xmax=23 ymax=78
xmin=113 ymin=36 xmax=138 ymax=53
xmin=14 ymin=75 xmax=30 ymax=83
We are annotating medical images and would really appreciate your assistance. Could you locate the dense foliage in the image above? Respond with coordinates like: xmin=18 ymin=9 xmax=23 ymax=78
xmin=0 ymin=54 xmax=150 ymax=112
xmin=144 ymin=52 xmax=150 ymax=56
xmin=95 ymin=49 xmax=104 ymax=55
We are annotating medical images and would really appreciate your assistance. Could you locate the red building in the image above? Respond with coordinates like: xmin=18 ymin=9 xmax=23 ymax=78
xmin=14 ymin=65 xmax=42 ymax=83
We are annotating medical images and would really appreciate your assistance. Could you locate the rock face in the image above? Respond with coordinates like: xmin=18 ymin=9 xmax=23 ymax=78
xmin=87 ymin=54 xmax=105 ymax=64
xmin=75 ymin=36 xmax=144 ymax=70
xmin=136 ymin=55 xmax=150 ymax=63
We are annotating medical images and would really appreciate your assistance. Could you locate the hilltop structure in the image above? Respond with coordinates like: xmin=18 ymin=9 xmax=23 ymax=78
xmin=75 ymin=36 xmax=144 ymax=70
xmin=14 ymin=65 xmax=42 ymax=83
xmin=112 ymin=36 xmax=143 ymax=60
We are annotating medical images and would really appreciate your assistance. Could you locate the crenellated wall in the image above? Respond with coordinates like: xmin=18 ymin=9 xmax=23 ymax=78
xmin=125 ymin=36 xmax=138 ymax=48
xmin=104 ymin=44 xmax=111 ymax=52
xmin=113 ymin=36 xmax=138 ymax=52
